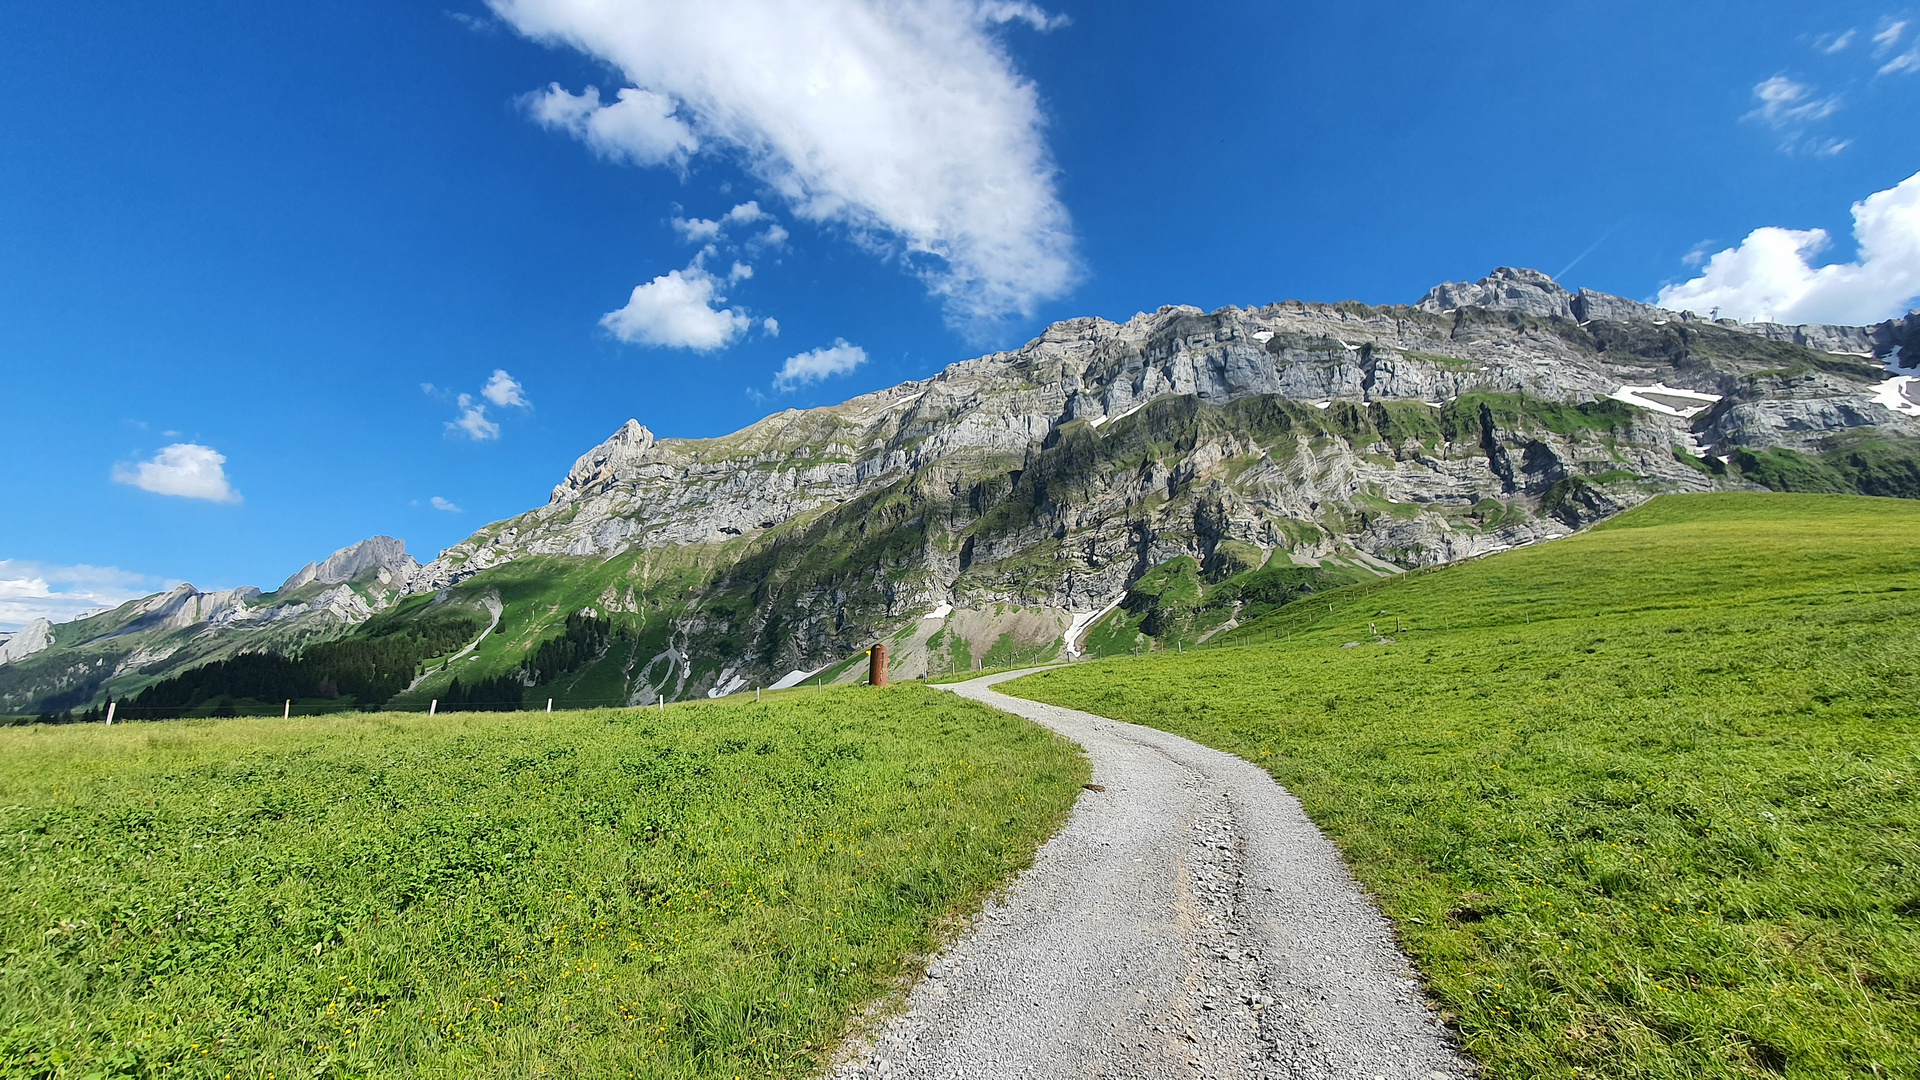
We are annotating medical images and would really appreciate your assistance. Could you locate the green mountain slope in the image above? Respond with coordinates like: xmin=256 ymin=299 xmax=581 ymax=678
xmin=1006 ymin=492 xmax=1920 ymax=1078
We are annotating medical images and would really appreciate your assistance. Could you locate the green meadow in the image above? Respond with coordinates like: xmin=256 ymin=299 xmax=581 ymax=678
xmin=1007 ymin=493 xmax=1920 ymax=1078
xmin=0 ymin=687 xmax=1085 ymax=1080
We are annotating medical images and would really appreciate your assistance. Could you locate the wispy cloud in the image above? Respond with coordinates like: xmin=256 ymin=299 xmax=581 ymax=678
xmin=775 ymin=339 xmax=868 ymax=391
xmin=112 ymin=444 xmax=241 ymax=503
xmin=1743 ymin=75 xmax=1845 ymax=155
xmin=449 ymin=394 xmax=501 ymax=440
xmin=1746 ymin=75 xmax=1841 ymax=126
xmin=430 ymin=496 xmax=463 ymax=512
xmin=491 ymin=0 xmax=1080 ymax=328
xmin=1873 ymin=18 xmax=1908 ymax=54
xmin=1817 ymin=28 xmax=1858 ymax=54
xmin=1657 ymin=169 xmax=1920 ymax=326
xmin=0 ymin=560 xmax=172 ymax=631
xmin=435 ymin=371 xmax=529 ymax=439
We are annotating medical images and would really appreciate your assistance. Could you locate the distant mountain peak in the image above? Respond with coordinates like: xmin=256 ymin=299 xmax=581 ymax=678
xmin=280 ymin=536 xmax=417 ymax=593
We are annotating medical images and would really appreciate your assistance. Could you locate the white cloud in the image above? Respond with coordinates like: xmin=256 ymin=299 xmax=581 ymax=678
xmin=525 ymin=83 xmax=697 ymax=167
xmin=1873 ymin=19 xmax=1908 ymax=54
xmin=0 ymin=560 xmax=169 ymax=631
xmin=1819 ymin=28 xmax=1857 ymax=54
xmin=975 ymin=1 xmax=1069 ymax=31
xmin=449 ymin=394 xmax=502 ymax=440
xmin=492 ymin=0 xmax=1080 ymax=326
xmin=430 ymin=496 xmax=464 ymax=513
xmin=672 ymin=215 xmax=724 ymax=243
xmin=775 ymin=339 xmax=868 ymax=390
xmin=673 ymin=202 xmax=771 ymax=245
xmin=763 ymin=317 xmax=780 ymax=337
xmin=481 ymin=368 xmax=530 ymax=408
xmin=601 ymin=262 xmax=752 ymax=350
xmin=1746 ymin=75 xmax=1840 ymax=127
xmin=728 ymin=261 xmax=753 ymax=283
xmin=112 ymin=444 xmax=241 ymax=504
xmin=750 ymin=222 xmax=789 ymax=252
xmin=1656 ymin=170 xmax=1920 ymax=325
xmin=1882 ymin=47 xmax=1920 ymax=75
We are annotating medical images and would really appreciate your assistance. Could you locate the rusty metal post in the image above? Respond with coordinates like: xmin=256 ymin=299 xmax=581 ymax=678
xmin=869 ymin=643 xmax=889 ymax=687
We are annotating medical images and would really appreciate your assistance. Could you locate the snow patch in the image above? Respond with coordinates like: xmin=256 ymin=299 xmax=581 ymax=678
xmin=769 ymin=663 xmax=830 ymax=691
xmin=1063 ymin=595 xmax=1126 ymax=657
xmin=1869 ymin=375 xmax=1920 ymax=416
xmin=1608 ymin=382 xmax=1721 ymax=419
xmin=921 ymin=603 xmax=953 ymax=621
xmin=1097 ymin=401 xmax=1149 ymax=432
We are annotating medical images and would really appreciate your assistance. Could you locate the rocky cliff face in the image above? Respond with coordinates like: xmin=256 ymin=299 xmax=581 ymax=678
xmin=12 ymin=270 xmax=1918 ymax=715
xmin=0 ymin=619 xmax=53 ymax=665
xmin=280 ymin=536 xmax=417 ymax=593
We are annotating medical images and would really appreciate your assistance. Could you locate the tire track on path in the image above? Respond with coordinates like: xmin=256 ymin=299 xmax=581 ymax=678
xmin=833 ymin=670 xmax=1473 ymax=1080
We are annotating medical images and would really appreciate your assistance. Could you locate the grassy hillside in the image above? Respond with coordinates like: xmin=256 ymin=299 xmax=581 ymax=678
xmin=1006 ymin=493 xmax=1919 ymax=1079
xmin=0 ymin=686 xmax=1085 ymax=1079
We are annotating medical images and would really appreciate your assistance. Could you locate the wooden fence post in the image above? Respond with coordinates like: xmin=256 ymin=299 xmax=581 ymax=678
xmin=869 ymin=643 xmax=889 ymax=688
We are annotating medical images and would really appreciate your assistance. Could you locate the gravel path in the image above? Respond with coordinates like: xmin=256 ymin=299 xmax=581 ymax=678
xmin=832 ymin=670 xmax=1474 ymax=1080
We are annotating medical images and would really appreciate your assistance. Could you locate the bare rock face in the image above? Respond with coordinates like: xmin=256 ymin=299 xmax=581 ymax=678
xmin=281 ymin=536 xmax=417 ymax=593
xmin=0 ymin=618 xmax=53 ymax=666
xmin=1417 ymin=266 xmax=1576 ymax=319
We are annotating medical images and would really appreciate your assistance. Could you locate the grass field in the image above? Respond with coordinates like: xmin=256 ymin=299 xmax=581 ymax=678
xmin=1006 ymin=493 xmax=1920 ymax=1079
xmin=0 ymin=686 xmax=1086 ymax=1080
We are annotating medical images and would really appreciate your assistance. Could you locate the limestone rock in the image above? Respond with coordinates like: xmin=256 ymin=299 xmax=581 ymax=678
xmin=0 ymin=618 xmax=53 ymax=665
xmin=281 ymin=536 xmax=417 ymax=593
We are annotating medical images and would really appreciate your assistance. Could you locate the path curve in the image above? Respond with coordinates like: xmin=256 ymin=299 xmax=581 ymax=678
xmin=834 ymin=670 xmax=1473 ymax=1080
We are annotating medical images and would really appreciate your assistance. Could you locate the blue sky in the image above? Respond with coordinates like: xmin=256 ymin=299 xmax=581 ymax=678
xmin=4 ymin=0 xmax=1919 ymax=628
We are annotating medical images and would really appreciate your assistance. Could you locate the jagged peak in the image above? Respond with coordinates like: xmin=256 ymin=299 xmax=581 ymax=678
xmin=280 ymin=536 xmax=417 ymax=593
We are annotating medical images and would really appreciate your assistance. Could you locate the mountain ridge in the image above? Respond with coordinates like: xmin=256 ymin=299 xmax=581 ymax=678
xmin=8 ymin=268 xmax=1919 ymax=715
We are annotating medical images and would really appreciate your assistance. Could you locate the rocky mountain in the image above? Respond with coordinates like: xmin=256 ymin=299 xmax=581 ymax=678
xmin=0 ymin=537 xmax=418 ymax=715
xmin=0 ymin=619 xmax=54 ymax=665
xmin=8 ymin=269 xmax=1917 ymax=716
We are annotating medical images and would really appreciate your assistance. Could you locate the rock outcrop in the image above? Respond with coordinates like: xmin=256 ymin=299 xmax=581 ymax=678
xmin=0 ymin=618 xmax=53 ymax=666
xmin=281 ymin=536 xmax=417 ymax=592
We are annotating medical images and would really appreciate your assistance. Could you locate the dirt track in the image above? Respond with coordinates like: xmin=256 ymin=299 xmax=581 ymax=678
xmin=832 ymin=670 xmax=1473 ymax=1080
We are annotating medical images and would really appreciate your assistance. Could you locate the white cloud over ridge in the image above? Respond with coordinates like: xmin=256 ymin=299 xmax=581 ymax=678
xmin=112 ymin=444 xmax=241 ymax=503
xmin=0 ymin=560 xmax=167 ymax=631
xmin=775 ymin=339 xmax=868 ymax=390
xmin=602 ymin=263 xmax=753 ymax=350
xmin=491 ymin=0 xmax=1080 ymax=326
xmin=1657 ymin=170 xmax=1920 ymax=326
